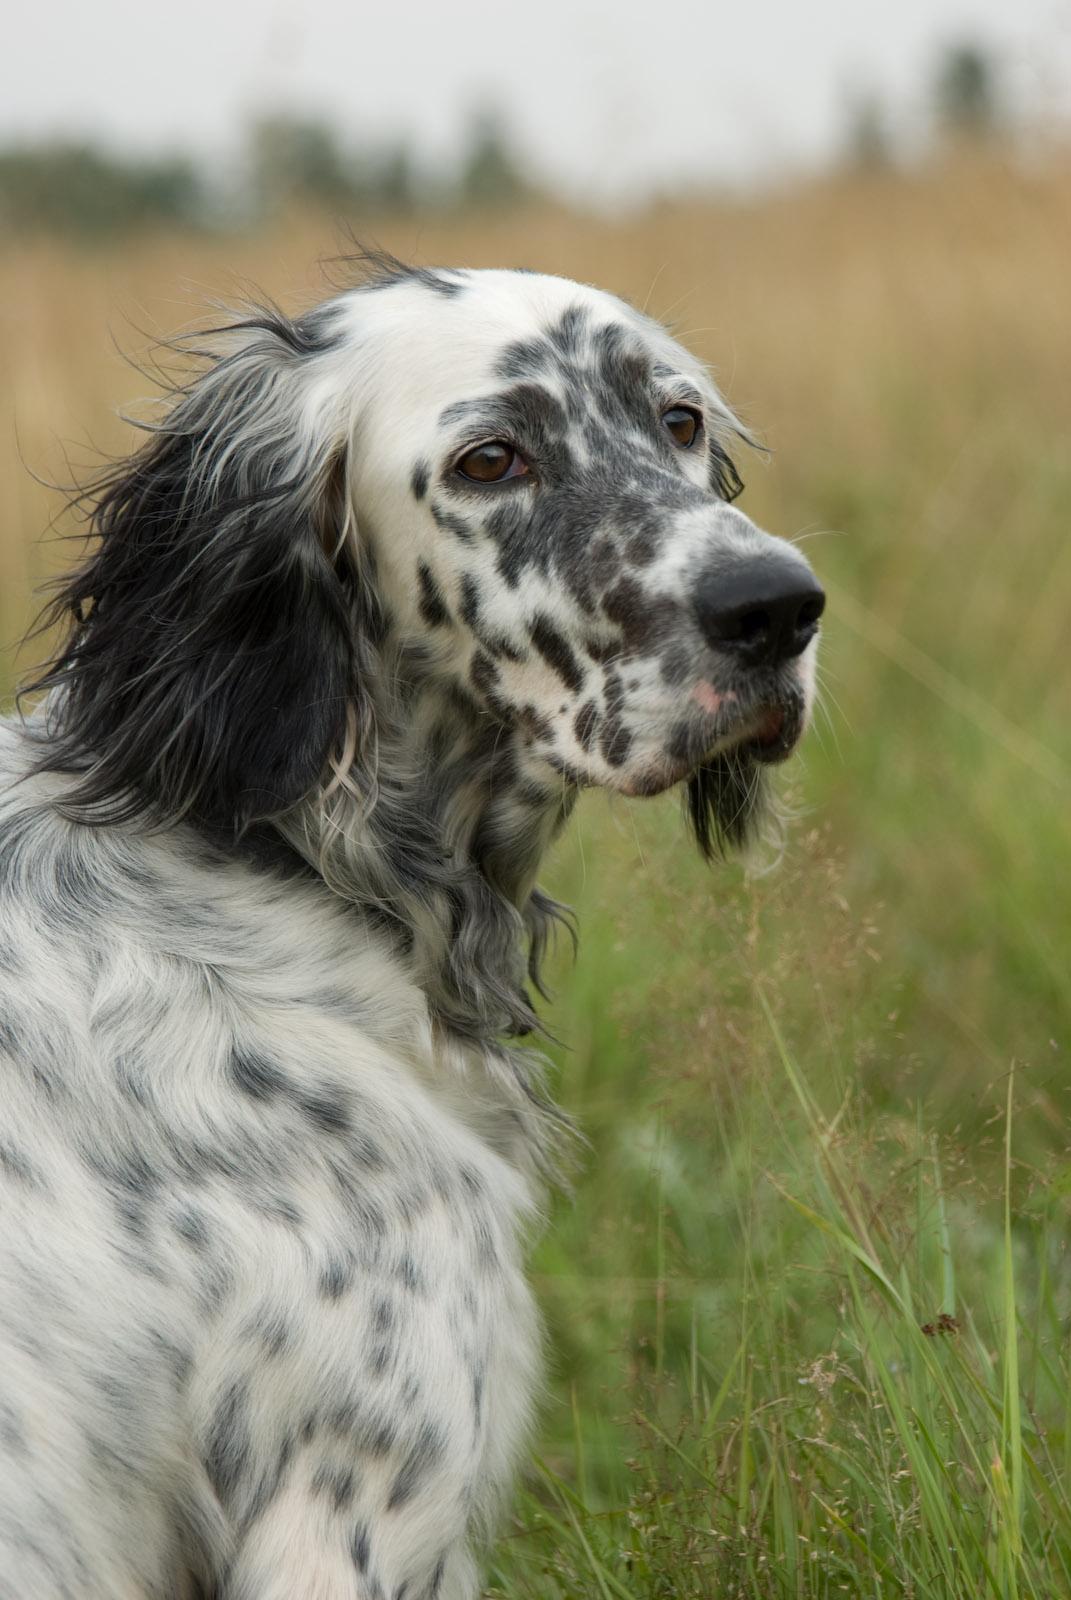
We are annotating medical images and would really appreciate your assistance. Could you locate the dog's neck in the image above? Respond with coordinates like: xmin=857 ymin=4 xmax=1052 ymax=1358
xmin=277 ymin=666 xmax=577 ymax=1048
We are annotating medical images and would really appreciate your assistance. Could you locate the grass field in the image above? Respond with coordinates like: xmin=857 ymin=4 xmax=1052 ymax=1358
xmin=2 ymin=150 xmax=1070 ymax=1595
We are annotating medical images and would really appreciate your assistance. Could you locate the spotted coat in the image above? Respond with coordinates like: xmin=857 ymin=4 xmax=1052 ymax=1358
xmin=0 ymin=253 xmax=821 ymax=1598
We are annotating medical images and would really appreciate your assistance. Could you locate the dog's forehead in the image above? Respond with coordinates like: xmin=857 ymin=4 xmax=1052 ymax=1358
xmin=333 ymin=269 xmax=697 ymax=415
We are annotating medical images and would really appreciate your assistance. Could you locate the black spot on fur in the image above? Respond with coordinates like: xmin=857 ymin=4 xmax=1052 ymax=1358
xmin=401 ymin=1373 xmax=421 ymax=1407
xmin=352 ymin=1524 xmax=371 ymax=1573
xmin=149 ymin=1328 xmax=194 ymax=1390
xmin=0 ymin=1401 xmax=26 ymax=1455
xmin=530 ymin=615 xmax=584 ymax=694
xmin=430 ymin=501 xmax=474 ymax=541
xmin=204 ymin=1380 xmax=252 ymax=1503
xmin=456 ymin=575 xmax=525 ymax=660
xmin=517 ymin=704 xmax=553 ymax=742
xmin=367 ymin=1300 xmax=394 ymax=1373
xmin=411 ymin=460 xmax=430 ymax=501
xmin=397 ymin=1254 xmax=424 ymax=1293
xmin=458 ymin=1164 xmax=484 ymax=1198
xmin=386 ymin=1420 xmax=445 ymax=1511
xmin=603 ymin=580 xmax=680 ymax=653
xmin=599 ymin=718 xmax=633 ymax=768
xmin=469 ymin=650 xmax=500 ymax=698
xmin=589 ymin=537 xmax=620 ymax=588
xmin=573 ymin=701 xmax=599 ymax=753
xmin=584 ymin=634 xmax=620 ymax=665
xmin=268 ymin=1195 xmax=303 ymax=1228
xmin=495 ymin=337 xmax=551 ymax=380
xmin=548 ymin=304 xmax=587 ymax=358
xmin=471 ymin=1211 xmax=499 ymax=1272
xmin=417 ymin=563 xmax=450 ymax=628
xmin=319 ymin=1257 xmax=353 ymax=1301
xmin=0 ymin=1142 xmax=42 ymax=1189
xmin=114 ymin=1192 xmax=150 ymax=1239
xmin=295 ymin=1084 xmax=351 ymax=1136
xmin=0 ymin=1018 xmax=24 ymax=1062
xmin=229 ymin=1047 xmax=289 ymax=1102
xmin=626 ymin=529 xmax=656 ymax=565
xmin=313 ymin=1463 xmax=356 ymax=1509
xmin=250 ymin=1310 xmax=291 ymax=1358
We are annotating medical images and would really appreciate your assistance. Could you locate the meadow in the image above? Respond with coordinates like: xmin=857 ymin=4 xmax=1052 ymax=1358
xmin=1 ymin=151 xmax=1069 ymax=1595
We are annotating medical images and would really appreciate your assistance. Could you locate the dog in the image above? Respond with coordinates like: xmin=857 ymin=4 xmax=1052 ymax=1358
xmin=0 ymin=252 xmax=823 ymax=1599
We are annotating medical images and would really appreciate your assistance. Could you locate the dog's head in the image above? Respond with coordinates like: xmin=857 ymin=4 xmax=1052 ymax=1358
xmin=29 ymin=255 xmax=823 ymax=858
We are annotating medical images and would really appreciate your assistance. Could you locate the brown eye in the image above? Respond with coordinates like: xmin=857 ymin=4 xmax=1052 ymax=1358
xmin=662 ymin=406 xmax=701 ymax=448
xmin=455 ymin=441 xmax=529 ymax=484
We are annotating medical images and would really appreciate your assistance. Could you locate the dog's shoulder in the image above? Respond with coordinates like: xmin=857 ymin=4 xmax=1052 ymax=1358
xmin=0 ymin=714 xmax=424 ymax=1040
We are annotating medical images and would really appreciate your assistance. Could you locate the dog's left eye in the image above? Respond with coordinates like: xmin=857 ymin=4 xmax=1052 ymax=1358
xmin=455 ymin=442 xmax=530 ymax=484
xmin=662 ymin=406 xmax=702 ymax=448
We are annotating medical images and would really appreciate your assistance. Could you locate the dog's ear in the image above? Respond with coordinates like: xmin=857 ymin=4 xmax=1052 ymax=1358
xmin=25 ymin=307 xmax=363 ymax=838
xmin=698 ymin=377 xmax=755 ymax=504
xmin=708 ymin=435 xmax=745 ymax=503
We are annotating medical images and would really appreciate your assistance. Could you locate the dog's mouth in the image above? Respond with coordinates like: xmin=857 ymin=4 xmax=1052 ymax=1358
xmin=622 ymin=678 xmax=807 ymax=799
xmin=698 ymin=678 xmax=808 ymax=767
xmin=735 ymin=697 xmax=805 ymax=765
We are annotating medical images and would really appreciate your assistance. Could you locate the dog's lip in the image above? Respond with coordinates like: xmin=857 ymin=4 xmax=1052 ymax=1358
xmin=739 ymin=700 xmax=804 ymax=765
xmin=614 ymin=684 xmax=805 ymax=797
xmin=751 ymin=704 xmax=785 ymax=744
xmin=695 ymin=688 xmax=804 ymax=766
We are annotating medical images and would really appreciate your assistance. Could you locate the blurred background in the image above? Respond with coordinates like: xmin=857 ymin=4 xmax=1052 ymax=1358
xmin=2 ymin=3 xmax=1070 ymax=1593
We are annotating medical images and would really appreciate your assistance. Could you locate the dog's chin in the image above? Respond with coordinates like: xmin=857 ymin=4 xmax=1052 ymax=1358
xmin=684 ymin=751 xmax=770 ymax=860
xmin=607 ymin=739 xmax=769 ymax=859
xmin=612 ymin=690 xmax=807 ymax=857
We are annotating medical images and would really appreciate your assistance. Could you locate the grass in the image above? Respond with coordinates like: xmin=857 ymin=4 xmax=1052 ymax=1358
xmin=498 ymin=1065 xmax=1071 ymax=1598
xmin=2 ymin=149 xmax=1070 ymax=1594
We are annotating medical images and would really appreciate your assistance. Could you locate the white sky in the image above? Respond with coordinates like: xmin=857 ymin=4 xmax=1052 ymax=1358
xmin=4 ymin=0 xmax=1070 ymax=202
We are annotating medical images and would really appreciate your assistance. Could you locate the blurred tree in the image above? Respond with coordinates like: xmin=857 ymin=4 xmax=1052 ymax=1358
xmin=371 ymin=144 xmax=419 ymax=213
xmin=456 ymin=112 xmax=529 ymax=209
xmin=245 ymin=116 xmax=426 ymax=217
xmin=934 ymin=42 xmax=1001 ymax=140
xmin=247 ymin=115 xmax=364 ymax=212
xmin=0 ymin=143 xmax=204 ymax=235
xmin=844 ymin=90 xmax=895 ymax=171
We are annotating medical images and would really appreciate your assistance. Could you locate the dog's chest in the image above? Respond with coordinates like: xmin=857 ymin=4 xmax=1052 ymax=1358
xmin=0 ymin=772 xmax=542 ymax=1562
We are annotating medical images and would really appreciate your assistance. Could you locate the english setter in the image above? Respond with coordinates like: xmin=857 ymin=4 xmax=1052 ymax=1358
xmin=0 ymin=253 xmax=823 ymax=1599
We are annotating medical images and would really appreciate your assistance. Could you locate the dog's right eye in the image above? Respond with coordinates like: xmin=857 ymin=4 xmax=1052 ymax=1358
xmin=455 ymin=442 xmax=529 ymax=484
xmin=662 ymin=406 xmax=702 ymax=449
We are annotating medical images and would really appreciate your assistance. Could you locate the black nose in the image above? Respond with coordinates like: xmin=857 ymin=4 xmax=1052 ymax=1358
xmin=694 ymin=549 xmax=826 ymax=665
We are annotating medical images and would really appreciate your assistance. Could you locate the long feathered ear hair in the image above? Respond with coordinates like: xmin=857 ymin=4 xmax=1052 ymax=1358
xmin=21 ymin=303 xmax=365 ymax=839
